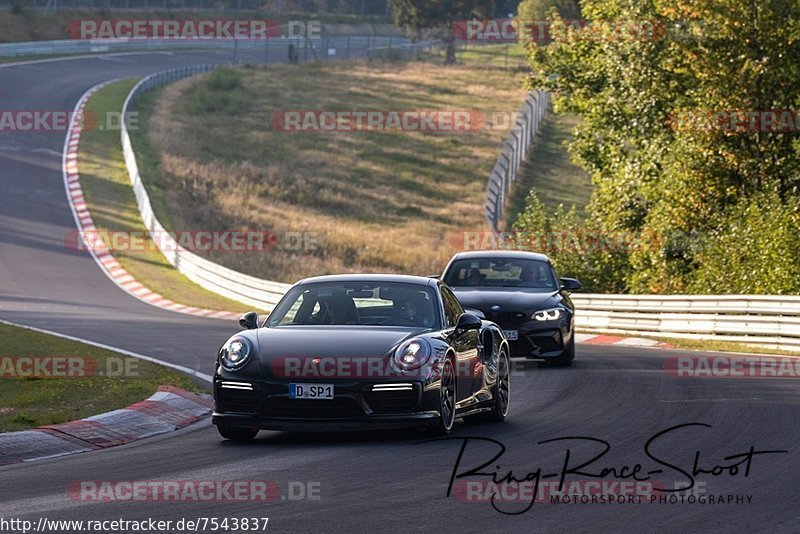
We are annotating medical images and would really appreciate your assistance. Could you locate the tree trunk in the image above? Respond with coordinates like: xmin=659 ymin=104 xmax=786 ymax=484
xmin=444 ymin=39 xmax=456 ymax=65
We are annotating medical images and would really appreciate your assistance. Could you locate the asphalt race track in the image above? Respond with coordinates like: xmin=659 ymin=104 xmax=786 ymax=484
xmin=1 ymin=52 xmax=799 ymax=533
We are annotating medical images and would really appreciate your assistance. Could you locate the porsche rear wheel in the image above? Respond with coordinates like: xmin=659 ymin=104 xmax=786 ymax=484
xmin=466 ymin=350 xmax=509 ymax=423
xmin=217 ymin=425 xmax=259 ymax=441
xmin=488 ymin=350 xmax=510 ymax=421
xmin=431 ymin=358 xmax=456 ymax=435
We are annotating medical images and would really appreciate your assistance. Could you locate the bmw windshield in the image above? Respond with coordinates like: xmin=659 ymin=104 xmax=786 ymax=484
xmin=444 ymin=258 xmax=557 ymax=291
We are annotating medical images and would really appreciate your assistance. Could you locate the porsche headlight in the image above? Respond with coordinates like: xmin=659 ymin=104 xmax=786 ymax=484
xmin=532 ymin=308 xmax=563 ymax=321
xmin=219 ymin=336 xmax=253 ymax=370
xmin=393 ymin=338 xmax=432 ymax=371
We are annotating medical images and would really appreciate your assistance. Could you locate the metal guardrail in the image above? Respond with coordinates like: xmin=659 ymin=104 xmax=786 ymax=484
xmin=116 ymin=62 xmax=800 ymax=353
xmin=121 ymin=64 xmax=292 ymax=312
xmin=484 ymin=90 xmax=549 ymax=231
xmin=0 ymin=35 xmax=403 ymax=60
xmin=571 ymin=294 xmax=800 ymax=351
xmin=117 ymin=35 xmax=414 ymax=311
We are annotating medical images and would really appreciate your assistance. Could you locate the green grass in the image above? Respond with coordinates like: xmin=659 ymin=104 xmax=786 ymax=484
xmin=134 ymin=51 xmax=529 ymax=283
xmin=649 ymin=336 xmax=800 ymax=356
xmin=78 ymin=79 xmax=251 ymax=314
xmin=0 ymin=323 xmax=201 ymax=432
xmin=426 ymin=42 xmax=529 ymax=70
xmin=0 ymin=53 xmax=71 ymax=64
xmin=506 ymin=111 xmax=593 ymax=225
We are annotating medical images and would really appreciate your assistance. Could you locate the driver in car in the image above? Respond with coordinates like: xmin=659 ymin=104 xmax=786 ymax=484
xmin=393 ymin=299 xmax=421 ymax=326
xmin=466 ymin=269 xmax=483 ymax=286
xmin=518 ymin=265 xmax=541 ymax=286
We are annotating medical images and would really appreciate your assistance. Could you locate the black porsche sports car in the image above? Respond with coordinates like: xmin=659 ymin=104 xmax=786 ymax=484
xmin=442 ymin=251 xmax=582 ymax=366
xmin=212 ymin=274 xmax=510 ymax=441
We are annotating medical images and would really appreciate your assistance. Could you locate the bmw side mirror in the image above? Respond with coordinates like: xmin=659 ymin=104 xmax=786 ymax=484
xmin=456 ymin=312 xmax=482 ymax=331
xmin=560 ymin=277 xmax=582 ymax=291
xmin=239 ymin=311 xmax=260 ymax=330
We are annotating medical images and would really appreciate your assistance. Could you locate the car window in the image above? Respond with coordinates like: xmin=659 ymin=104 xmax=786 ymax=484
xmin=444 ymin=257 xmax=557 ymax=290
xmin=276 ymin=291 xmax=319 ymax=325
xmin=440 ymin=285 xmax=464 ymax=328
xmin=268 ymin=281 xmax=440 ymax=328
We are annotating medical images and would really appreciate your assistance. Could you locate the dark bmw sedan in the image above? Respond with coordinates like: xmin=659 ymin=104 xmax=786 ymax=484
xmin=212 ymin=274 xmax=510 ymax=441
xmin=442 ymin=251 xmax=582 ymax=366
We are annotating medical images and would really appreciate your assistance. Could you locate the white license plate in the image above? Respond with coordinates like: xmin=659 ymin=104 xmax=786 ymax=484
xmin=290 ymin=383 xmax=334 ymax=400
xmin=503 ymin=330 xmax=518 ymax=341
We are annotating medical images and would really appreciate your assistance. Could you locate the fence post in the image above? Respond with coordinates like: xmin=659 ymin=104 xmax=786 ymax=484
xmin=483 ymin=91 xmax=550 ymax=228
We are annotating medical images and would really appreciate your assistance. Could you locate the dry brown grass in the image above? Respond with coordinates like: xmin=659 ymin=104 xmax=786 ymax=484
xmin=137 ymin=56 xmax=528 ymax=283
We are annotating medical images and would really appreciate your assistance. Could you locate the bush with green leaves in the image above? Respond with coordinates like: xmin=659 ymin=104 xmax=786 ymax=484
xmin=689 ymin=192 xmax=800 ymax=294
xmin=520 ymin=0 xmax=800 ymax=294
xmin=511 ymin=190 xmax=630 ymax=292
xmin=189 ymin=68 xmax=245 ymax=115
xmin=517 ymin=0 xmax=580 ymax=20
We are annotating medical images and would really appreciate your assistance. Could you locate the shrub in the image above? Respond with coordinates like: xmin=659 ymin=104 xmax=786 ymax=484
xmin=689 ymin=192 xmax=800 ymax=294
xmin=188 ymin=68 xmax=245 ymax=115
xmin=511 ymin=190 xmax=630 ymax=293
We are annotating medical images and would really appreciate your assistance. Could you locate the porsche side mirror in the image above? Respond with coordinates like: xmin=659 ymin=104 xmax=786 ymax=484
xmin=464 ymin=308 xmax=485 ymax=319
xmin=560 ymin=277 xmax=582 ymax=291
xmin=456 ymin=312 xmax=482 ymax=331
xmin=239 ymin=311 xmax=260 ymax=330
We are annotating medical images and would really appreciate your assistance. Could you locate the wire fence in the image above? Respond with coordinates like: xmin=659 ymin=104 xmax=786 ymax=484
xmin=485 ymin=90 xmax=549 ymax=231
xmin=0 ymin=34 xmax=407 ymax=61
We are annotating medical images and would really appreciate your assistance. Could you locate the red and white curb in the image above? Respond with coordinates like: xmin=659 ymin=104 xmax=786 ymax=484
xmin=0 ymin=386 xmax=212 ymax=466
xmin=575 ymin=333 xmax=674 ymax=348
xmin=62 ymin=81 xmax=240 ymax=322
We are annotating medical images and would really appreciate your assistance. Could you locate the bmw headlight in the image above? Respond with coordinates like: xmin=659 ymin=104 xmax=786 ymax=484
xmin=393 ymin=338 xmax=432 ymax=371
xmin=219 ymin=336 xmax=253 ymax=370
xmin=532 ymin=308 xmax=563 ymax=321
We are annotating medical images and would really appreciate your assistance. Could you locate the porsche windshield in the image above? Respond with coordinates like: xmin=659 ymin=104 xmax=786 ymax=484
xmin=267 ymin=281 xmax=440 ymax=329
xmin=444 ymin=258 xmax=557 ymax=291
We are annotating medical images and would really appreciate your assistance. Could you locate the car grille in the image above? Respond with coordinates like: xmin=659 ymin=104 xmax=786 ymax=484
xmin=217 ymin=387 xmax=260 ymax=414
xmin=508 ymin=331 xmax=563 ymax=356
xmin=263 ymin=397 xmax=364 ymax=419
xmin=363 ymin=383 xmax=421 ymax=414
xmin=485 ymin=311 xmax=529 ymax=328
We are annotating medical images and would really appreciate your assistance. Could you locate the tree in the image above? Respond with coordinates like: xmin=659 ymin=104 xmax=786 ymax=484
xmin=389 ymin=0 xmax=494 ymax=64
xmin=517 ymin=0 xmax=580 ymax=20
xmin=524 ymin=0 xmax=800 ymax=293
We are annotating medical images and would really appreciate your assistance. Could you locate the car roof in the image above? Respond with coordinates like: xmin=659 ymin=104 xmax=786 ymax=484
xmin=448 ymin=250 xmax=551 ymax=262
xmin=295 ymin=273 xmax=438 ymax=288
